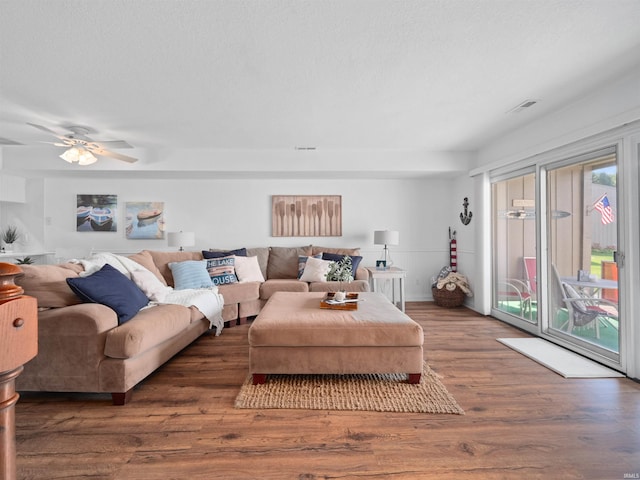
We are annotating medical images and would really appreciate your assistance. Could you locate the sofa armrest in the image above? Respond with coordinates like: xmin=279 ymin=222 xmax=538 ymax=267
xmin=18 ymin=303 xmax=119 ymax=392
xmin=355 ymin=267 xmax=369 ymax=281
xmin=38 ymin=303 xmax=120 ymax=334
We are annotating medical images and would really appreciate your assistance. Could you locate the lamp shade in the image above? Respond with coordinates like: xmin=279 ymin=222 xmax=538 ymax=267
xmin=374 ymin=230 xmax=399 ymax=246
xmin=167 ymin=231 xmax=195 ymax=250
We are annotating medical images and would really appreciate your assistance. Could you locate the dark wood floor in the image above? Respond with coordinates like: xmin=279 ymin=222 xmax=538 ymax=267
xmin=15 ymin=303 xmax=640 ymax=479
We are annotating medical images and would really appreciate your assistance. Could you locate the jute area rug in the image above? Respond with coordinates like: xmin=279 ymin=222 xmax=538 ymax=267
xmin=234 ymin=362 xmax=464 ymax=414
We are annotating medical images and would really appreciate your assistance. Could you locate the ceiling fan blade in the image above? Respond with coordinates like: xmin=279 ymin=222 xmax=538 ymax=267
xmin=92 ymin=140 xmax=133 ymax=149
xmin=27 ymin=122 xmax=61 ymax=136
xmin=29 ymin=122 xmax=137 ymax=162
xmin=37 ymin=140 xmax=73 ymax=148
xmin=91 ymin=148 xmax=138 ymax=163
xmin=28 ymin=122 xmax=75 ymax=142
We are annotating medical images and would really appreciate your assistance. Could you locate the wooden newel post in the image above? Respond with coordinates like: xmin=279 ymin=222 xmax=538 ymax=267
xmin=0 ymin=263 xmax=38 ymax=480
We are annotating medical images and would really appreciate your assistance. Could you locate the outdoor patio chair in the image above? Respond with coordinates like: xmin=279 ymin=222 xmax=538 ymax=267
xmin=523 ymin=257 xmax=537 ymax=297
xmin=551 ymin=265 xmax=618 ymax=339
xmin=522 ymin=256 xmax=538 ymax=319
xmin=497 ymin=279 xmax=533 ymax=319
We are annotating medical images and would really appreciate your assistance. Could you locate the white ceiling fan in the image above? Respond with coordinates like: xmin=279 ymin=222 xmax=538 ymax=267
xmin=27 ymin=122 xmax=138 ymax=164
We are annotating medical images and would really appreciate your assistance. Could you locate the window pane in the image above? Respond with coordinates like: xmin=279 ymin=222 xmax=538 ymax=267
xmin=492 ymin=172 xmax=537 ymax=324
xmin=546 ymin=151 xmax=619 ymax=356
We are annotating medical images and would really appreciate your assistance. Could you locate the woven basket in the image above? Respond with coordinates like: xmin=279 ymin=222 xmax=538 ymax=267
xmin=432 ymin=286 xmax=465 ymax=308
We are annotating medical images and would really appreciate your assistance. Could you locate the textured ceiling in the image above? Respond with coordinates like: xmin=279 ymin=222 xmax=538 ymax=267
xmin=1 ymin=0 xmax=640 ymax=177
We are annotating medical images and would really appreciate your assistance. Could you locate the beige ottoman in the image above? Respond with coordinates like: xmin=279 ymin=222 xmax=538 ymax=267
xmin=248 ymin=291 xmax=424 ymax=384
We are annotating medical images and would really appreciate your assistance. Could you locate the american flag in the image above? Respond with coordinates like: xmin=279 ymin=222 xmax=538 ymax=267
xmin=593 ymin=193 xmax=615 ymax=225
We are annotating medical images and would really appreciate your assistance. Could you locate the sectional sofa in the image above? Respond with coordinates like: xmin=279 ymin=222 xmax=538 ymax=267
xmin=15 ymin=245 xmax=369 ymax=404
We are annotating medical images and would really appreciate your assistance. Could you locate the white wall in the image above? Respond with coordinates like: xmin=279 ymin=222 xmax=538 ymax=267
xmin=2 ymin=176 xmax=463 ymax=301
xmin=1 ymin=176 xmax=44 ymax=253
xmin=0 ymin=173 xmax=26 ymax=202
xmin=447 ymin=173 xmax=477 ymax=310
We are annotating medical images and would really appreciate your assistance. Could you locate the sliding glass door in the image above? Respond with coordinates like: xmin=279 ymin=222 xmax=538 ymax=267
xmin=491 ymin=170 xmax=538 ymax=332
xmin=491 ymin=147 xmax=622 ymax=366
xmin=545 ymin=147 xmax=620 ymax=362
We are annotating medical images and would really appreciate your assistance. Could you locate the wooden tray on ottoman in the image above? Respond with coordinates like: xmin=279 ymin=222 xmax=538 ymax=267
xmin=320 ymin=292 xmax=359 ymax=310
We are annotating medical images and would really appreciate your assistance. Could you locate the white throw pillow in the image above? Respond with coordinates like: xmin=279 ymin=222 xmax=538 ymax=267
xmin=299 ymin=256 xmax=332 ymax=283
xmin=130 ymin=268 xmax=173 ymax=302
xmin=234 ymin=255 xmax=265 ymax=283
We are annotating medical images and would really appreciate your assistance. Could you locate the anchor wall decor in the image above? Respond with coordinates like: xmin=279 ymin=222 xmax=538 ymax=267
xmin=460 ymin=197 xmax=472 ymax=225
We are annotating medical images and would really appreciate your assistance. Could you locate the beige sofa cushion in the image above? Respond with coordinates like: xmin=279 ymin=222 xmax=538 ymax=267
xmin=16 ymin=263 xmax=85 ymax=308
xmin=260 ymin=279 xmax=309 ymax=300
xmin=218 ymin=282 xmax=260 ymax=304
xmin=104 ymin=304 xmax=192 ymax=359
xmin=245 ymin=247 xmax=270 ymax=279
xmin=128 ymin=250 xmax=167 ymax=285
xmin=311 ymin=246 xmax=360 ymax=256
xmin=267 ymin=246 xmax=312 ymax=279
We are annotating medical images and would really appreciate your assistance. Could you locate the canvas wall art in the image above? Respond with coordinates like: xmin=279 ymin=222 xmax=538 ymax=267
xmin=272 ymin=195 xmax=342 ymax=237
xmin=125 ymin=202 xmax=165 ymax=239
xmin=77 ymin=194 xmax=118 ymax=232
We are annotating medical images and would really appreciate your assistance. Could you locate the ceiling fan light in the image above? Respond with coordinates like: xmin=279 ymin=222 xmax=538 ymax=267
xmin=60 ymin=146 xmax=80 ymax=163
xmin=60 ymin=147 xmax=97 ymax=165
xmin=77 ymin=149 xmax=97 ymax=165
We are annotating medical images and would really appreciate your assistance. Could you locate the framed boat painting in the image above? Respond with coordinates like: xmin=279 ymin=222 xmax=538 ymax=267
xmin=77 ymin=194 xmax=118 ymax=232
xmin=125 ymin=202 xmax=165 ymax=239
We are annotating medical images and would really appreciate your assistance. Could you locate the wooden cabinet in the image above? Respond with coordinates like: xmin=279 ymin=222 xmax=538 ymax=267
xmin=0 ymin=296 xmax=38 ymax=371
xmin=0 ymin=263 xmax=38 ymax=480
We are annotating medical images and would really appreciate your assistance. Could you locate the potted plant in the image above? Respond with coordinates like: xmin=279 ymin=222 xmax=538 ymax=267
xmin=1 ymin=225 xmax=19 ymax=253
xmin=326 ymin=255 xmax=354 ymax=297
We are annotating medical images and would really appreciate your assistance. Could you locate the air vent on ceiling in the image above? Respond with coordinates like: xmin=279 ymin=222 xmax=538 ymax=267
xmin=507 ymin=99 xmax=538 ymax=114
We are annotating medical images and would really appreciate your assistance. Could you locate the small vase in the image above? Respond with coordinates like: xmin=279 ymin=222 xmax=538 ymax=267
xmin=2 ymin=243 xmax=13 ymax=253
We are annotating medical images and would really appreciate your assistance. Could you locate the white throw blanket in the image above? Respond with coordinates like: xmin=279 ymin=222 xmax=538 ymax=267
xmin=158 ymin=288 xmax=225 ymax=335
xmin=72 ymin=252 xmax=225 ymax=335
xmin=75 ymin=252 xmax=143 ymax=278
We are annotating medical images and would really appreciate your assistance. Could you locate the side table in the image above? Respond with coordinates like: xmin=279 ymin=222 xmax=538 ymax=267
xmin=365 ymin=266 xmax=406 ymax=312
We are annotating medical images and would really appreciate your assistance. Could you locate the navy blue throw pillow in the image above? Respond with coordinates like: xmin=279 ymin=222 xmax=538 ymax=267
xmin=66 ymin=264 xmax=149 ymax=324
xmin=202 ymin=248 xmax=247 ymax=259
xmin=321 ymin=253 xmax=363 ymax=279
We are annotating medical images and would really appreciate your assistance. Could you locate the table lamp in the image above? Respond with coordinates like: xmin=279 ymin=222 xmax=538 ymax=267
xmin=374 ymin=230 xmax=399 ymax=268
xmin=168 ymin=231 xmax=195 ymax=252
